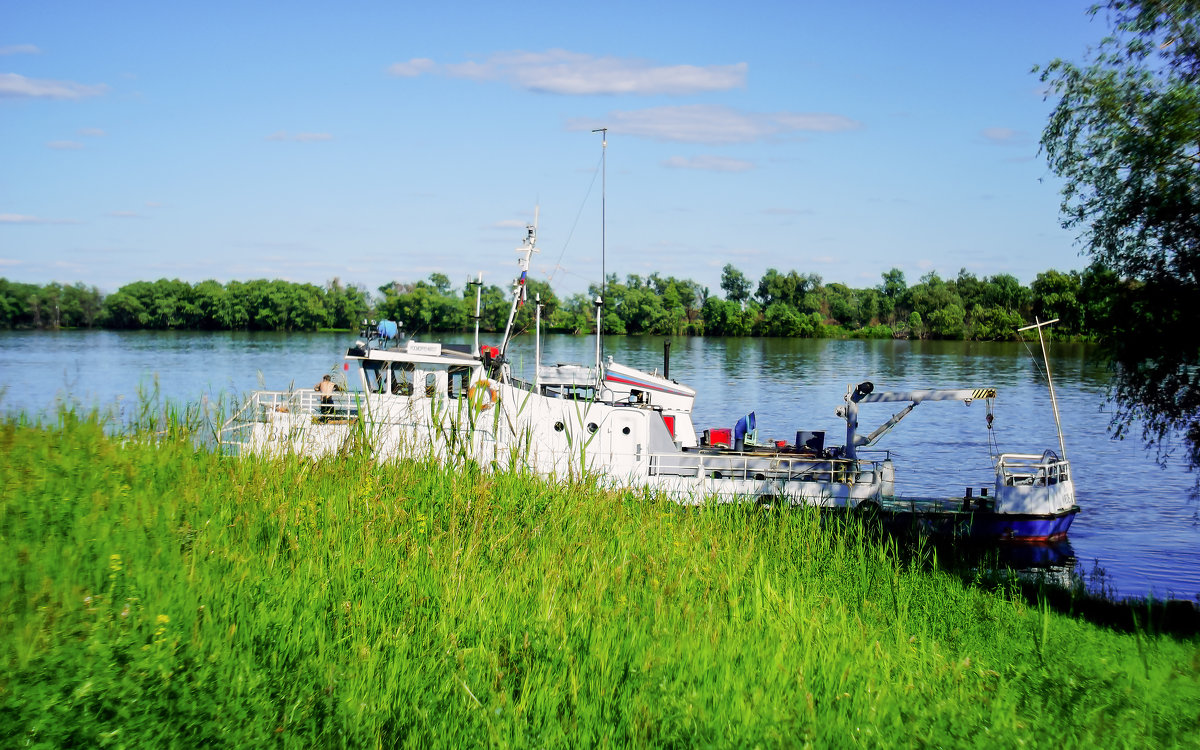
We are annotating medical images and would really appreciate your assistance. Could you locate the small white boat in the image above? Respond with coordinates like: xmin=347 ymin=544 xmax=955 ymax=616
xmin=222 ymin=218 xmax=1078 ymax=541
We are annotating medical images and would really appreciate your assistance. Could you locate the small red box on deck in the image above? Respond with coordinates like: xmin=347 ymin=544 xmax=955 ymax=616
xmin=704 ymin=427 xmax=732 ymax=447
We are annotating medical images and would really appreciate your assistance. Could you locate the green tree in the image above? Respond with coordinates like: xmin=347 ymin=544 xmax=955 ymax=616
xmin=907 ymin=311 xmax=924 ymax=339
xmin=1040 ymin=0 xmax=1200 ymax=468
xmin=720 ymin=264 xmax=752 ymax=303
xmin=980 ymin=273 xmax=1030 ymax=315
xmin=549 ymin=293 xmax=593 ymax=334
xmin=926 ymin=304 xmax=966 ymax=339
xmin=756 ymin=269 xmax=820 ymax=309
xmin=218 ymin=281 xmax=252 ymax=329
xmin=0 ymin=279 xmax=37 ymax=327
xmin=760 ymin=302 xmax=808 ymax=337
xmin=823 ymin=283 xmax=861 ymax=327
xmin=1030 ymin=269 xmax=1084 ymax=335
xmin=908 ymin=272 xmax=964 ymax=337
xmin=878 ymin=268 xmax=906 ymax=323
xmin=701 ymin=297 xmax=758 ymax=336
xmin=326 ymin=278 xmax=371 ymax=330
xmin=955 ymin=269 xmax=986 ymax=311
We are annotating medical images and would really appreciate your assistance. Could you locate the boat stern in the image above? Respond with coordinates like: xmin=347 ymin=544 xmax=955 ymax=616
xmin=993 ymin=452 xmax=1076 ymax=515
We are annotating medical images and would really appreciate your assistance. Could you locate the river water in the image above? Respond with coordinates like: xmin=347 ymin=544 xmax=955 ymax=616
xmin=2 ymin=329 xmax=1196 ymax=601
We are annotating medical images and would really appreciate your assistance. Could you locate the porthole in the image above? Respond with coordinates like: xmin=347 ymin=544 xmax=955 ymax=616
xmin=587 ymin=422 xmax=598 ymax=434
xmin=554 ymin=421 xmax=565 ymax=432
xmin=621 ymin=426 xmax=631 ymax=435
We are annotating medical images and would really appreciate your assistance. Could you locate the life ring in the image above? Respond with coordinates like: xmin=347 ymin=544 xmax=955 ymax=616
xmin=468 ymin=380 xmax=499 ymax=411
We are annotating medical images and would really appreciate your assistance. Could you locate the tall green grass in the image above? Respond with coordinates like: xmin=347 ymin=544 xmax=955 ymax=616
xmin=2 ymin=412 xmax=1198 ymax=747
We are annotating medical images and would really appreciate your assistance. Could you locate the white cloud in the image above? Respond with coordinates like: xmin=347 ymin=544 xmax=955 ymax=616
xmin=78 ymin=127 xmax=106 ymax=137
xmin=489 ymin=219 xmax=527 ymax=229
xmin=389 ymin=50 xmax=747 ymax=95
xmin=266 ymin=131 xmax=333 ymax=142
xmin=108 ymin=211 xmax=141 ymax=218
xmin=388 ymin=57 xmax=435 ymax=77
xmin=762 ymin=207 xmax=814 ymax=216
xmin=568 ymin=105 xmax=861 ymax=144
xmin=0 ymin=44 xmax=40 ymax=55
xmin=0 ymin=72 xmax=107 ymax=99
xmin=661 ymin=155 xmax=755 ymax=172
xmin=981 ymin=127 xmax=1028 ymax=145
xmin=0 ymin=213 xmax=78 ymax=225
xmin=47 ymin=140 xmax=83 ymax=150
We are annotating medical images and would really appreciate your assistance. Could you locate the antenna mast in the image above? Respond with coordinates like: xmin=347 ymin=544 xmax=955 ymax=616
xmin=1017 ymin=317 xmax=1067 ymax=461
xmin=500 ymin=207 xmax=539 ymax=357
xmin=470 ymin=272 xmax=483 ymax=352
xmin=592 ymin=127 xmax=607 ymax=362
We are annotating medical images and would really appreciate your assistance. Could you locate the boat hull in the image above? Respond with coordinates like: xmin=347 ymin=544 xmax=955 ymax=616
xmin=874 ymin=504 xmax=1079 ymax=542
xmin=966 ymin=507 xmax=1079 ymax=542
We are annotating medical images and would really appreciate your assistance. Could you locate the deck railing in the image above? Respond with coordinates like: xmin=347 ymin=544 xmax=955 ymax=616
xmin=220 ymin=389 xmax=360 ymax=445
xmin=997 ymin=452 xmax=1070 ymax=486
xmin=649 ymin=453 xmax=880 ymax=484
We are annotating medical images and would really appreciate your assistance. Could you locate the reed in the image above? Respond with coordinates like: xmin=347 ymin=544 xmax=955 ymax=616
xmin=1 ymin=410 xmax=1198 ymax=747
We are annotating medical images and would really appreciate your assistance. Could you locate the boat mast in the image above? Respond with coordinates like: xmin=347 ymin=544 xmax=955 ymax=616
xmin=500 ymin=207 xmax=539 ymax=358
xmin=592 ymin=127 xmax=607 ymax=368
xmin=534 ymin=293 xmax=542 ymax=390
xmin=1018 ymin=317 xmax=1068 ymax=462
xmin=471 ymin=272 xmax=483 ymax=353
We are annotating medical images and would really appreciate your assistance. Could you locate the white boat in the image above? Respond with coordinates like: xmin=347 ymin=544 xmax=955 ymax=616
xmin=222 ymin=218 xmax=1078 ymax=541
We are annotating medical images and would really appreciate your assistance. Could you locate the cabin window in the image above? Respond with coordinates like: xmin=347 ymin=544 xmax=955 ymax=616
xmin=424 ymin=372 xmax=438 ymax=397
xmin=543 ymin=385 xmax=596 ymax=401
xmin=362 ymin=361 xmax=387 ymax=394
xmin=448 ymin=367 xmax=471 ymax=399
xmin=392 ymin=363 xmax=414 ymax=395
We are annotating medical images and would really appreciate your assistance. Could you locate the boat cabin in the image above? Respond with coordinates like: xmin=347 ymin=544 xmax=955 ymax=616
xmin=347 ymin=340 xmax=482 ymax=401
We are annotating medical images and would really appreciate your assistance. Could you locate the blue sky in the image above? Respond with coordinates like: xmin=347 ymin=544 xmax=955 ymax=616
xmin=2 ymin=1 xmax=1107 ymax=297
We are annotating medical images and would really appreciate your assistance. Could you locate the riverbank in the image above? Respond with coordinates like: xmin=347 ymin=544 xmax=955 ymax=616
xmin=2 ymin=413 xmax=1197 ymax=746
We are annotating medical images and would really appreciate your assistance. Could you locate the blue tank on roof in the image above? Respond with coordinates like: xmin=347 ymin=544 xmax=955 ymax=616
xmin=376 ymin=319 xmax=399 ymax=339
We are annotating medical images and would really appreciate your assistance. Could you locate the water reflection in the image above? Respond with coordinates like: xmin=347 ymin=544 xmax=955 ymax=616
xmin=0 ymin=329 xmax=1196 ymax=601
xmin=926 ymin=537 xmax=1080 ymax=591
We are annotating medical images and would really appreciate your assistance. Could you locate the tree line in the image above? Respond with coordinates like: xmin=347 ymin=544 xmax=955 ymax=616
xmin=0 ymin=277 xmax=371 ymax=332
xmin=0 ymin=263 xmax=1117 ymax=341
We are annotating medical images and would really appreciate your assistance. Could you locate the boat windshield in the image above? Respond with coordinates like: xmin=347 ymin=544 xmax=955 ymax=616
xmin=361 ymin=361 xmax=416 ymax=395
xmin=362 ymin=361 xmax=386 ymax=393
xmin=392 ymin=363 xmax=414 ymax=395
xmin=361 ymin=360 xmax=477 ymax=399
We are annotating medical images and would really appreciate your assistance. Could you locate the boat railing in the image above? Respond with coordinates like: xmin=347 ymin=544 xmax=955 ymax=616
xmin=507 ymin=377 xmax=535 ymax=394
xmin=238 ymin=389 xmax=360 ymax=423
xmin=997 ymin=452 xmax=1070 ymax=487
xmin=649 ymin=452 xmax=881 ymax=484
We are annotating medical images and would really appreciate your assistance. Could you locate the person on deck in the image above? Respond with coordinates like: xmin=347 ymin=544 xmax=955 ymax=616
xmin=315 ymin=374 xmax=337 ymax=417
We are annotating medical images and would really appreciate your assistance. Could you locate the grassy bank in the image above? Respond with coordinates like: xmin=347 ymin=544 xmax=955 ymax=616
xmin=2 ymin=414 xmax=1198 ymax=747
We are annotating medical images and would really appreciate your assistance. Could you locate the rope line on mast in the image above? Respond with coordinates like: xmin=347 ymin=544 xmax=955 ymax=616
xmin=546 ymin=151 xmax=603 ymax=286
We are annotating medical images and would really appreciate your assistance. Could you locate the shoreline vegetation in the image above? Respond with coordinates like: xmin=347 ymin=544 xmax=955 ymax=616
xmin=2 ymin=409 xmax=1197 ymax=746
xmin=0 ymin=262 xmax=1116 ymax=342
